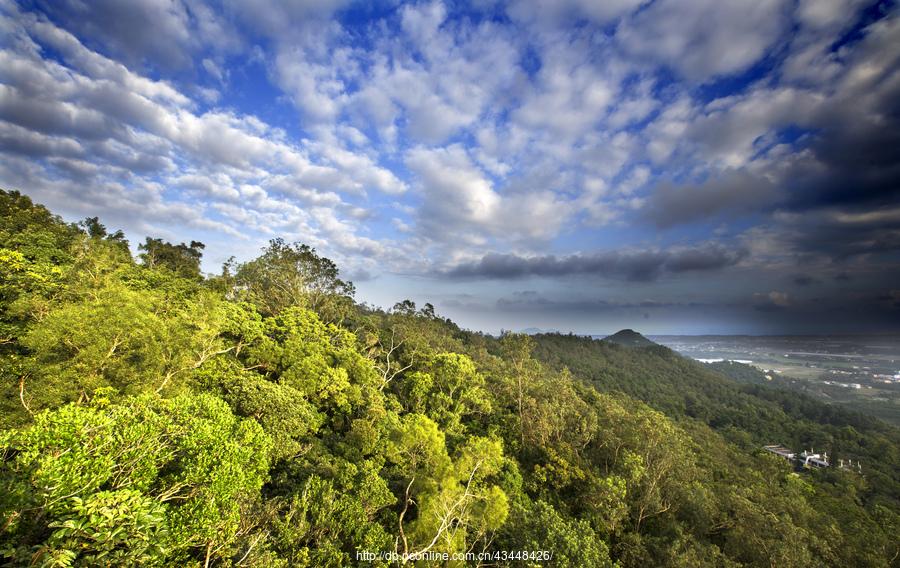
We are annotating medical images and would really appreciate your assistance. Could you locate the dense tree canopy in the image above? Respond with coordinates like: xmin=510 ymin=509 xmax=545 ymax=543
xmin=0 ymin=189 xmax=898 ymax=566
xmin=139 ymin=238 xmax=206 ymax=280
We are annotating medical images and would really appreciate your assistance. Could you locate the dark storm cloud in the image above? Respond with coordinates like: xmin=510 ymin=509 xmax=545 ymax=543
xmin=494 ymin=291 xmax=711 ymax=313
xmin=642 ymin=114 xmax=900 ymax=236
xmin=642 ymin=11 xmax=900 ymax=265
xmin=781 ymin=147 xmax=900 ymax=214
xmin=795 ymin=13 xmax=900 ymax=213
xmin=753 ymin=301 xmax=788 ymax=313
xmin=444 ymin=244 xmax=746 ymax=281
xmin=876 ymin=290 xmax=900 ymax=310
xmin=778 ymin=207 xmax=900 ymax=259
xmin=642 ymin=170 xmax=777 ymax=228
xmin=792 ymin=275 xmax=816 ymax=287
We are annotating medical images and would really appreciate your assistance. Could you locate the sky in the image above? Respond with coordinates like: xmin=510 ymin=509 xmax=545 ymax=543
xmin=0 ymin=0 xmax=898 ymax=335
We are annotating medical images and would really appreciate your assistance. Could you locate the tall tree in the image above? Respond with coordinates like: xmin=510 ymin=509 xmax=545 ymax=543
xmin=78 ymin=217 xmax=129 ymax=249
xmin=233 ymin=239 xmax=355 ymax=321
xmin=139 ymin=238 xmax=205 ymax=279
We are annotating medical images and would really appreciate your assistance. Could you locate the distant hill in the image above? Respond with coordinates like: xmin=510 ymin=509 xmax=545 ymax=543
xmin=602 ymin=328 xmax=656 ymax=347
xmin=519 ymin=327 xmax=559 ymax=335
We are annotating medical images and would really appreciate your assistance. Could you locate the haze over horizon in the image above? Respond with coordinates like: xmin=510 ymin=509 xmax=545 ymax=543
xmin=1 ymin=0 xmax=898 ymax=335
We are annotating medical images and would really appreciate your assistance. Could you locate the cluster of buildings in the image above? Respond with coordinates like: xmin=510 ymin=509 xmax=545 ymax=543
xmin=872 ymin=372 xmax=900 ymax=383
xmin=762 ymin=444 xmax=861 ymax=471
xmin=822 ymin=380 xmax=863 ymax=389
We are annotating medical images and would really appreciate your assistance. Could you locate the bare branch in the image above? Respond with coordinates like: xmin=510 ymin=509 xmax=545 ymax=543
xmin=236 ymin=531 xmax=267 ymax=566
xmin=375 ymin=328 xmax=413 ymax=391
xmin=404 ymin=460 xmax=484 ymax=562
xmin=18 ymin=375 xmax=33 ymax=417
xmin=398 ymin=476 xmax=415 ymax=558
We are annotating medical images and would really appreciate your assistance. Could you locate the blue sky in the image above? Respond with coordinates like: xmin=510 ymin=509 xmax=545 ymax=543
xmin=1 ymin=0 xmax=898 ymax=334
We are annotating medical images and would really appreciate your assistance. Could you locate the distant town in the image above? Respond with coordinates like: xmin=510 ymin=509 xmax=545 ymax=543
xmin=649 ymin=335 xmax=900 ymax=426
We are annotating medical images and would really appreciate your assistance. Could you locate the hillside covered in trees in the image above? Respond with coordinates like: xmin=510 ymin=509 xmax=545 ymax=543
xmin=1 ymin=188 xmax=899 ymax=567
xmin=601 ymin=329 xmax=657 ymax=348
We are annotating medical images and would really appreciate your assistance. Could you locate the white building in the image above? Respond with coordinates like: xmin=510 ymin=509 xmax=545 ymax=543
xmin=799 ymin=449 xmax=829 ymax=468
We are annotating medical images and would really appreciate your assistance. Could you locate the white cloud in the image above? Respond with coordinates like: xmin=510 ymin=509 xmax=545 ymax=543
xmin=0 ymin=4 xmax=405 ymax=267
xmin=689 ymin=87 xmax=823 ymax=168
xmin=617 ymin=0 xmax=792 ymax=80
xmin=406 ymin=144 xmax=499 ymax=233
xmin=222 ymin=0 xmax=349 ymax=38
xmin=796 ymin=0 xmax=868 ymax=31
xmin=506 ymin=0 xmax=649 ymax=30
xmin=272 ymin=43 xmax=350 ymax=124
xmin=406 ymin=144 xmax=577 ymax=246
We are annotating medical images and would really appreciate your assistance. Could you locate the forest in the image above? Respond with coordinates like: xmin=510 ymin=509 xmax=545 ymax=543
xmin=1 ymin=188 xmax=898 ymax=567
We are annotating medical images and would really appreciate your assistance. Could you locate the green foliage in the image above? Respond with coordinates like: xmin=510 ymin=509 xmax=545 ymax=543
xmin=395 ymin=352 xmax=491 ymax=443
xmin=245 ymin=306 xmax=379 ymax=416
xmin=11 ymin=285 xmax=234 ymax=420
xmin=0 ymin=393 xmax=270 ymax=566
xmin=78 ymin=216 xmax=129 ymax=251
xmin=138 ymin=237 xmax=205 ymax=279
xmin=270 ymin=475 xmax=393 ymax=567
xmin=500 ymin=498 xmax=615 ymax=568
xmin=45 ymin=489 xmax=168 ymax=567
xmin=531 ymin=333 xmax=900 ymax=564
xmin=231 ymin=239 xmax=355 ymax=320
xmin=1 ymin=190 xmax=898 ymax=567
xmin=531 ymin=333 xmax=900 ymax=506
xmin=0 ymin=190 xmax=81 ymax=352
xmin=0 ymin=190 xmax=79 ymax=266
xmin=196 ymin=358 xmax=323 ymax=461
xmin=21 ymin=283 xmax=165 ymax=400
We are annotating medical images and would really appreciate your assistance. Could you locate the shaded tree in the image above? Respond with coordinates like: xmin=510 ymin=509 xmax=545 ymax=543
xmin=139 ymin=237 xmax=205 ymax=279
